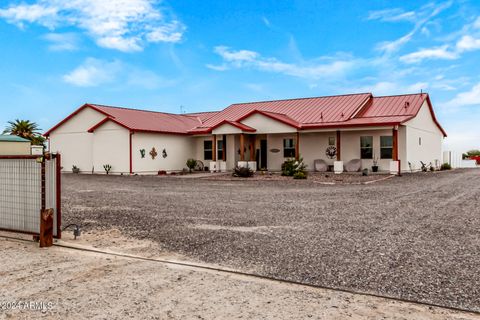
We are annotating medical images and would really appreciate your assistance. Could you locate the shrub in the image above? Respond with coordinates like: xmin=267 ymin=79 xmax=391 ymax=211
xmin=440 ymin=163 xmax=452 ymax=170
xmin=186 ymin=158 xmax=197 ymax=173
xmin=293 ymin=171 xmax=307 ymax=179
xmin=233 ymin=166 xmax=254 ymax=178
xmin=281 ymin=157 xmax=307 ymax=177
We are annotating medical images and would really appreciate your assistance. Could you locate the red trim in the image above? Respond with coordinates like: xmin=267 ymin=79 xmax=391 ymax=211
xmin=87 ymin=117 xmax=132 ymax=133
xmin=301 ymin=121 xmax=402 ymax=130
xmin=411 ymin=94 xmax=447 ymax=137
xmin=211 ymin=120 xmax=256 ymax=133
xmin=55 ymin=153 xmax=62 ymax=239
xmin=236 ymin=110 xmax=301 ymax=129
xmin=129 ymin=131 xmax=133 ymax=174
xmin=44 ymin=104 xmax=110 ymax=137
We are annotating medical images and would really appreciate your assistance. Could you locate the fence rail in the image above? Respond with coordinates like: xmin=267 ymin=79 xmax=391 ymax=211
xmin=0 ymin=154 xmax=61 ymax=238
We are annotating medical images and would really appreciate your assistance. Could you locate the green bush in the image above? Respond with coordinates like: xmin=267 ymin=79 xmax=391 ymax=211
xmin=186 ymin=158 xmax=197 ymax=173
xmin=281 ymin=157 xmax=307 ymax=177
xmin=440 ymin=163 xmax=452 ymax=170
xmin=233 ymin=166 xmax=254 ymax=178
xmin=293 ymin=171 xmax=307 ymax=179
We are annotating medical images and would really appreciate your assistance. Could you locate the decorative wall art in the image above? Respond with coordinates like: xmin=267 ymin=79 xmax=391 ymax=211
xmin=140 ymin=149 xmax=146 ymax=158
xmin=162 ymin=148 xmax=168 ymax=158
xmin=325 ymin=146 xmax=337 ymax=159
xmin=269 ymin=148 xmax=280 ymax=153
xmin=150 ymin=147 xmax=158 ymax=159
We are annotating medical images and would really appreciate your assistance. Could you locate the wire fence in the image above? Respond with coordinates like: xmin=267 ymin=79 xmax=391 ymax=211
xmin=0 ymin=155 xmax=61 ymax=237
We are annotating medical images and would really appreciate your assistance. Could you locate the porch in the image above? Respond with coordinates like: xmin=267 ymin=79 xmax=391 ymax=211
xmin=194 ymin=125 xmax=403 ymax=174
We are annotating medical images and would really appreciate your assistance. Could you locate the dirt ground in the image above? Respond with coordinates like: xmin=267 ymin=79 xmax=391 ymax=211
xmin=2 ymin=235 xmax=480 ymax=320
xmin=61 ymin=169 xmax=480 ymax=312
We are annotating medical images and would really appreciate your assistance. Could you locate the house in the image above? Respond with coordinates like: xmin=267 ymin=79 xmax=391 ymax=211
xmin=44 ymin=93 xmax=447 ymax=174
xmin=0 ymin=135 xmax=32 ymax=155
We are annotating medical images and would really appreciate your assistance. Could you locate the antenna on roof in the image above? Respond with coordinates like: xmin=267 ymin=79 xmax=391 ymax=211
xmin=420 ymin=89 xmax=423 ymax=94
xmin=180 ymin=105 xmax=186 ymax=114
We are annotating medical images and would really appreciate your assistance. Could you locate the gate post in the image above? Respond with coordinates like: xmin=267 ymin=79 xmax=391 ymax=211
xmin=56 ymin=153 xmax=62 ymax=239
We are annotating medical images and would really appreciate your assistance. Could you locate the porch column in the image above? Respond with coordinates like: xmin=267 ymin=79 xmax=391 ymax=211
xmin=295 ymin=132 xmax=300 ymax=160
xmin=250 ymin=135 xmax=256 ymax=161
xmin=212 ymin=135 xmax=217 ymax=161
xmin=222 ymin=134 xmax=226 ymax=161
xmin=336 ymin=130 xmax=341 ymax=161
xmin=392 ymin=127 xmax=398 ymax=161
xmin=240 ymin=133 xmax=245 ymax=161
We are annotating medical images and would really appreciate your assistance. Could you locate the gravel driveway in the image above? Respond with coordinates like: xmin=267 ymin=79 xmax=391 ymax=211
xmin=62 ymin=169 xmax=480 ymax=312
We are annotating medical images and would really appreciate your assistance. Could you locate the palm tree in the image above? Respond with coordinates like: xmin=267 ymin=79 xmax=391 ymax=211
xmin=3 ymin=119 xmax=45 ymax=146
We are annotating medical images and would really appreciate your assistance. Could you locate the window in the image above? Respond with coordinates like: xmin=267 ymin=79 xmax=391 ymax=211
xmin=204 ymin=140 xmax=213 ymax=160
xmin=283 ymin=138 xmax=296 ymax=158
xmin=380 ymin=136 xmax=393 ymax=159
xmin=328 ymin=136 xmax=335 ymax=146
xmin=360 ymin=136 xmax=373 ymax=159
xmin=217 ymin=140 xmax=224 ymax=160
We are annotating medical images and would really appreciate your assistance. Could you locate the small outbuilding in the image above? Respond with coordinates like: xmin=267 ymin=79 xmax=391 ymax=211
xmin=0 ymin=135 xmax=31 ymax=155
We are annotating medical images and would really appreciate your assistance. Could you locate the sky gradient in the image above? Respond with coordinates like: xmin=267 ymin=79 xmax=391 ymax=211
xmin=1 ymin=0 xmax=479 ymax=152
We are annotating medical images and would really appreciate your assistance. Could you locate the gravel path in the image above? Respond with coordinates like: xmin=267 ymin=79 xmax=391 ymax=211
xmin=4 ymin=237 xmax=479 ymax=320
xmin=62 ymin=169 xmax=480 ymax=312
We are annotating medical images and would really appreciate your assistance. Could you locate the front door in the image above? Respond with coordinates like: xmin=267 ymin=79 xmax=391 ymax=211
xmin=259 ymin=139 xmax=267 ymax=170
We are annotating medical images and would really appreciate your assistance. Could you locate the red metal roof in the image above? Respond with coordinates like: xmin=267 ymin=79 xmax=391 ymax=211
xmin=45 ymin=93 xmax=446 ymax=137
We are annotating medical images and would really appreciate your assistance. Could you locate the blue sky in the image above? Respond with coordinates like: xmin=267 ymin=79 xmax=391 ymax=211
xmin=1 ymin=0 xmax=479 ymax=152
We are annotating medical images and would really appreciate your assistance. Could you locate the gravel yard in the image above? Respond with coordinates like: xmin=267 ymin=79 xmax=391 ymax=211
xmin=62 ymin=169 xmax=480 ymax=312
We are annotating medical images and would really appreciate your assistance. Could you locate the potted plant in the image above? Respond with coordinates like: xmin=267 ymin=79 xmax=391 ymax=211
xmin=72 ymin=165 xmax=80 ymax=174
xmin=371 ymin=155 xmax=379 ymax=172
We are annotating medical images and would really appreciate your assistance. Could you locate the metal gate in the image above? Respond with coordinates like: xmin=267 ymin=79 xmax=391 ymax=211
xmin=0 ymin=154 xmax=61 ymax=238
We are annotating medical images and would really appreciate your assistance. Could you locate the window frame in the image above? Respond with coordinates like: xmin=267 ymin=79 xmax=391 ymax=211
xmin=380 ymin=136 xmax=393 ymax=159
xmin=204 ymin=140 xmax=213 ymax=161
xmin=360 ymin=136 xmax=373 ymax=159
xmin=283 ymin=138 xmax=296 ymax=158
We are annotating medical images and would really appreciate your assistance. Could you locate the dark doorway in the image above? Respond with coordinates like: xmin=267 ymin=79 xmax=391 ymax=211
xmin=260 ymin=139 xmax=267 ymax=169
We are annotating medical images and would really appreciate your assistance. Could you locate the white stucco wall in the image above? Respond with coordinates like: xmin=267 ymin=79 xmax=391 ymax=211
xmin=404 ymin=101 xmax=444 ymax=171
xmin=212 ymin=124 xmax=242 ymax=135
xmin=299 ymin=132 xmax=337 ymax=170
xmin=241 ymin=113 xmax=297 ymax=134
xmin=341 ymin=129 xmax=401 ymax=171
xmin=49 ymin=107 xmax=106 ymax=173
xmin=92 ymin=121 xmax=130 ymax=174
xmin=132 ymin=132 xmax=195 ymax=173
xmin=0 ymin=141 xmax=31 ymax=155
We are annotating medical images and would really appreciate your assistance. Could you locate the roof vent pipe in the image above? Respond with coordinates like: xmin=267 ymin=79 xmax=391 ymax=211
xmin=404 ymin=101 xmax=410 ymax=109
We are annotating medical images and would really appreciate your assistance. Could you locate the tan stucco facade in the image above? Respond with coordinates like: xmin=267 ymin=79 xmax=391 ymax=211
xmin=0 ymin=141 xmax=31 ymax=155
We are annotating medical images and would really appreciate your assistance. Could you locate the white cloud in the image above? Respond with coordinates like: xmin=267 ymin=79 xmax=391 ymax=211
xmin=214 ymin=46 xmax=259 ymax=62
xmin=350 ymin=81 xmax=428 ymax=96
xmin=367 ymin=8 xmax=416 ymax=23
xmin=400 ymin=45 xmax=457 ymax=63
xmin=207 ymin=46 xmax=356 ymax=80
xmin=441 ymin=82 xmax=480 ymax=109
xmin=63 ymin=58 xmax=121 ymax=87
xmin=0 ymin=3 xmax=58 ymax=28
xmin=456 ymin=35 xmax=480 ymax=52
xmin=372 ymin=2 xmax=452 ymax=54
xmin=0 ymin=0 xmax=185 ymax=52
xmin=43 ymin=32 xmax=78 ymax=51
xmin=474 ymin=17 xmax=480 ymax=29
